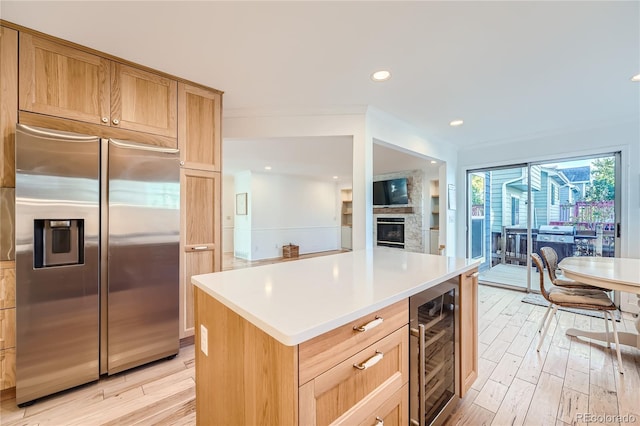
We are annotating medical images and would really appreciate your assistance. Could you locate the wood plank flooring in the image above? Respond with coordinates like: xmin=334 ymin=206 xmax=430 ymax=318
xmin=446 ymin=285 xmax=640 ymax=426
xmin=1 ymin=285 xmax=638 ymax=425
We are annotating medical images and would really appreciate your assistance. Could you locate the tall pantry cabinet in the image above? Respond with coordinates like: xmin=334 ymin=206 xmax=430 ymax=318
xmin=178 ymin=83 xmax=222 ymax=334
xmin=0 ymin=21 xmax=223 ymax=393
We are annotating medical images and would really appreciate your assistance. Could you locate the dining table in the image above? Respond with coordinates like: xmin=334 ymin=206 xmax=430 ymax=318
xmin=559 ymin=256 xmax=640 ymax=350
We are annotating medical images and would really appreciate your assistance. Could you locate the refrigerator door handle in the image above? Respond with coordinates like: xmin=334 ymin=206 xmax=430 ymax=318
xmin=17 ymin=124 xmax=99 ymax=142
xmin=108 ymin=138 xmax=179 ymax=154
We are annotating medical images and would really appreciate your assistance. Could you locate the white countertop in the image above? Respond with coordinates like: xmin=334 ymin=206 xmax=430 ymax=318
xmin=192 ymin=248 xmax=480 ymax=346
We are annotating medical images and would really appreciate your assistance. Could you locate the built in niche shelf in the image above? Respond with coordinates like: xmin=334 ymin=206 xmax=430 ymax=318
xmin=373 ymin=207 xmax=414 ymax=214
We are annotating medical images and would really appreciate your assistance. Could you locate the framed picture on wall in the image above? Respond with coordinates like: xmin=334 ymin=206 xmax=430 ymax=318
xmin=448 ymin=184 xmax=456 ymax=210
xmin=236 ymin=193 xmax=247 ymax=215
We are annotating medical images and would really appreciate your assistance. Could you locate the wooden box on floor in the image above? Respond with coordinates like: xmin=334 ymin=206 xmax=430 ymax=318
xmin=282 ymin=244 xmax=299 ymax=259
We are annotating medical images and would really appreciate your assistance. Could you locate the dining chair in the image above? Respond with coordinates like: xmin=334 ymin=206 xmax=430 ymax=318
xmin=531 ymin=253 xmax=623 ymax=374
xmin=539 ymin=246 xmax=608 ymax=291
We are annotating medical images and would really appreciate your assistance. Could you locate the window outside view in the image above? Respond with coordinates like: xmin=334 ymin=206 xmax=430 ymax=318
xmin=470 ymin=155 xmax=617 ymax=290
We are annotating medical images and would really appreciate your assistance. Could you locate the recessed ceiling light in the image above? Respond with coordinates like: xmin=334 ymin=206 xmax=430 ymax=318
xmin=264 ymin=166 xmax=272 ymax=170
xmin=332 ymin=176 xmax=338 ymax=179
xmin=632 ymin=74 xmax=640 ymax=82
xmin=371 ymin=70 xmax=391 ymax=82
xmin=430 ymin=160 xmax=437 ymax=164
xmin=449 ymin=119 xmax=464 ymax=127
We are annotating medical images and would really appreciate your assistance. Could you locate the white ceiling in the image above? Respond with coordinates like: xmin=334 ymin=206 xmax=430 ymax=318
xmin=2 ymin=1 xmax=638 ymax=178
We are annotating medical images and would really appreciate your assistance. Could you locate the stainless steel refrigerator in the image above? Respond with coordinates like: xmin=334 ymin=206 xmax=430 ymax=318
xmin=15 ymin=124 xmax=180 ymax=405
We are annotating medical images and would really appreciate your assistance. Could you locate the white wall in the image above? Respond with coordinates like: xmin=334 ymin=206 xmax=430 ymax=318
xmin=224 ymin=108 xmax=461 ymax=255
xmin=222 ymin=175 xmax=235 ymax=253
xmin=248 ymin=173 xmax=340 ymax=260
xmin=224 ymin=111 xmax=370 ymax=249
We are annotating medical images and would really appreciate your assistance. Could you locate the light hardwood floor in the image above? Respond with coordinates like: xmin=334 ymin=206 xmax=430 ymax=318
xmin=1 ymin=285 xmax=638 ymax=425
xmin=446 ymin=285 xmax=640 ymax=426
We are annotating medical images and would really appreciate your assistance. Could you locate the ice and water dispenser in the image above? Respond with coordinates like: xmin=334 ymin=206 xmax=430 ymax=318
xmin=33 ymin=219 xmax=84 ymax=268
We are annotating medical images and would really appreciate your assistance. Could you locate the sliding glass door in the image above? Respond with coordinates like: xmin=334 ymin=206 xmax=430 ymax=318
xmin=467 ymin=153 xmax=620 ymax=292
xmin=467 ymin=165 xmax=531 ymax=290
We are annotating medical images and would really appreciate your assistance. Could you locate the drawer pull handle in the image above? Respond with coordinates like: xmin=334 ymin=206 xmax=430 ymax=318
xmin=353 ymin=351 xmax=383 ymax=370
xmin=354 ymin=316 xmax=383 ymax=332
xmin=467 ymin=271 xmax=479 ymax=278
xmin=192 ymin=246 xmax=208 ymax=251
xmin=374 ymin=417 xmax=384 ymax=426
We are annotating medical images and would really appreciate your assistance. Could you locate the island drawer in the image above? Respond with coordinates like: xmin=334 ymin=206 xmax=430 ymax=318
xmin=299 ymin=326 xmax=408 ymax=426
xmin=299 ymin=300 xmax=408 ymax=384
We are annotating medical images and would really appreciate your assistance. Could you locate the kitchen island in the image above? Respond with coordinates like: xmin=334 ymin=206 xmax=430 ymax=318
xmin=192 ymin=248 xmax=480 ymax=425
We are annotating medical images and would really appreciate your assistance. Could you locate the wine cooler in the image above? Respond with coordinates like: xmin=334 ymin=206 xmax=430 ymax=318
xmin=409 ymin=280 xmax=458 ymax=426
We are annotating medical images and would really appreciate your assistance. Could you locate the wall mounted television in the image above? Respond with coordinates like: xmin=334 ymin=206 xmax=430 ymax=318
xmin=373 ymin=178 xmax=409 ymax=205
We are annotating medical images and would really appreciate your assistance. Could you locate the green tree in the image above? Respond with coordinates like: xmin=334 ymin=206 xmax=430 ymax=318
xmin=584 ymin=157 xmax=615 ymax=201
xmin=471 ymin=175 xmax=484 ymax=206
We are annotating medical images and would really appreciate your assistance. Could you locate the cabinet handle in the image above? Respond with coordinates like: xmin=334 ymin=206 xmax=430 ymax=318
xmin=353 ymin=351 xmax=383 ymax=370
xmin=101 ymin=117 xmax=109 ymax=123
xmin=112 ymin=118 xmax=120 ymax=125
xmin=374 ymin=417 xmax=384 ymax=426
xmin=467 ymin=271 xmax=479 ymax=278
xmin=191 ymin=246 xmax=208 ymax=251
xmin=353 ymin=316 xmax=383 ymax=332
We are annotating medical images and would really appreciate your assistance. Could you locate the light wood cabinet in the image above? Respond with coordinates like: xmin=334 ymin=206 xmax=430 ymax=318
xmin=458 ymin=268 xmax=478 ymax=397
xmin=0 ymin=308 xmax=15 ymax=351
xmin=0 ymin=347 xmax=15 ymax=390
xmin=19 ymin=33 xmax=110 ymax=126
xmin=111 ymin=63 xmax=177 ymax=137
xmin=357 ymin=383 xmax=408 ymax=426
xmin=299 ymin=327 xmax=408 ymax=425
xmin=195 ymin=287 xmax=409 ymax=426
xmin=299 ymin=300 xmax=407 ymax=384
xmin=1 ymin=26 xmax=18 ymax=188
xmin=195 ymin=289 xmax=298 ymax=426
xmin=180 ymin=169 xmax=221 ymax=336
xmin=178 ymin=83 xmax=221 ymax=171
xmin=19 ymin=34 xmax=178 ymax=139
xmin=0 ymin=261 xmax=16 ymax=390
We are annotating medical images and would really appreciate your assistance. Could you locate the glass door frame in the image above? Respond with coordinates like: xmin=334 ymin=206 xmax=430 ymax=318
xmin=466 ymin=152 xmax=621 ymax=293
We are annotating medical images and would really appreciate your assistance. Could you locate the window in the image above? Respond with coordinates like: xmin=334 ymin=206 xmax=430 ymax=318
xmin=550 ymin=183 xmax=557 ymax=205
xmin=511 ymin=196 xmax=520 ymax=225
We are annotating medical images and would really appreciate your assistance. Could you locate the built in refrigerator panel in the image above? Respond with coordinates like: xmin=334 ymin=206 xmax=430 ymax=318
xmin=15 ymin=124 xmax=100 ymax=405
xmin=106 ymin=139 xmax=180 ymax=374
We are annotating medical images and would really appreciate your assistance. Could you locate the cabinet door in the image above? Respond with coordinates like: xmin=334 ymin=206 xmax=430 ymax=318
xmin=111 ymin=63 xmax=177 ymax=138
xmin=459 ymin=269 xmax=478 ymax=397
xmin=19 ymin=34 xmax=110 ymax=125
xmin=299 ymin=327 xmax=408 ymax=426
xmin=0 ymin=307 xmax=15 ymax=350
xmin=0 ymin=347 xmax=15 ymax=390
xmin=357 ymin=383 xmax=408 ymax=426
xmin=180 ymin=169 xmax=221 ymax=336
xmin=178 ymin=83 xmax=221 ymax=171
xmin=1 ymin=26 xmax=18 ymax=188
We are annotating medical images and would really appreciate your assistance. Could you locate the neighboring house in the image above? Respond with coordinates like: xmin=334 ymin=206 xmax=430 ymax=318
xmin=558 ymin=165 xmax=590 ymax=199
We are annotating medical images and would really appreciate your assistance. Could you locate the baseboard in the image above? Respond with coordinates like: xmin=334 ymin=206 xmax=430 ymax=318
xmin=180 ymin=335 xmax=194 ymax=347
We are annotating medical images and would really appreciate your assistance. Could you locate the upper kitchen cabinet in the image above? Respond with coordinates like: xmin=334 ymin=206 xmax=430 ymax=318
xmin=19 ymin=33 xmax=110 ymax=126
xmin=178 ymin=83 xmax=221 ymax=171
xmin=111 ymin=63 xmax=177 ymax=137
xmin=19 ymin=34 xmax=178 ymax=139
